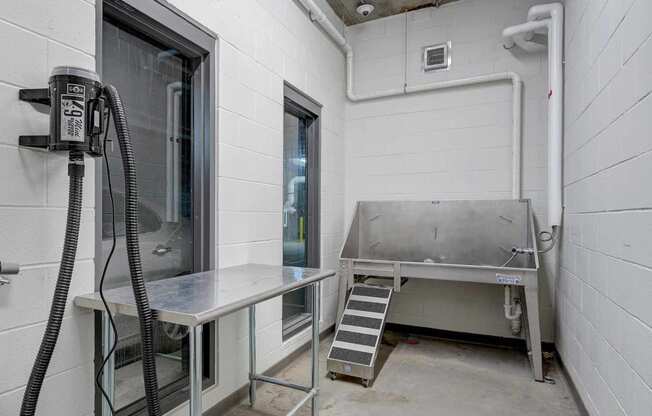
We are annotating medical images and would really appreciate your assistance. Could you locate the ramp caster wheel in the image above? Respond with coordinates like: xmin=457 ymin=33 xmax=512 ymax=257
xmin=362 ymin=379 xmax=370 ymax=388
xmin=328 ymin=372 xmax=337 ymax=380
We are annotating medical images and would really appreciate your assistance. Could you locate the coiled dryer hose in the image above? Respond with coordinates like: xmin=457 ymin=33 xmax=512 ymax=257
xmin=103 ymin=84 xmax=161 ymax=416
xmin=20 ymin=152 xmax=85 ymax=416
xmin=20 ymin=85 xmax=161 ymax=416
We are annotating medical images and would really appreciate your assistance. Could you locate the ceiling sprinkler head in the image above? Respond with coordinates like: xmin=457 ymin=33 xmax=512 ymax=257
xmin=356 ymin=2 xmax=375 ymax=17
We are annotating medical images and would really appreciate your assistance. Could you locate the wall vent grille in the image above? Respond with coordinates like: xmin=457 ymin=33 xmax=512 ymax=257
xmin=423 ymin=42 xmax=451 ymax=72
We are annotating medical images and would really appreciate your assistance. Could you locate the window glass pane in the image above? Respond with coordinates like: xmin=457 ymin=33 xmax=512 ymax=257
xmin=282 ymin=109 xmax=312 ymax=339
xmin=283 ymin=112 xmax=308 ymax=267
xmin=102 ymin=17 xmax=193 ymax=411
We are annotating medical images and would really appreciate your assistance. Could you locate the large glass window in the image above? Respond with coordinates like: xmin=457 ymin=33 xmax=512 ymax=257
xmin=98 ymin=1 xmax=215 ymax=414
xmin=282 ymin=85 xmax=321 ymax=340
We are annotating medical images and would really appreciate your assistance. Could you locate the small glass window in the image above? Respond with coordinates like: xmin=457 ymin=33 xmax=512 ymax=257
xmin=282 ymin=85 xmax=321 ymax=340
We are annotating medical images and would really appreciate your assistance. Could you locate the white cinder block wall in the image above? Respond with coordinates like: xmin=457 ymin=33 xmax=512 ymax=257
xmin=344 ymin=0 xmax=554 ymax=340
xmin=0 ymin=0 xmax=97 ymax=414
xmin=557 ymin=0 xmax=652 ymax=414
xmin=0 ymin=0 xmax=346 ymax=415
xmin=156 ymin=0 xmax=347 ymax=414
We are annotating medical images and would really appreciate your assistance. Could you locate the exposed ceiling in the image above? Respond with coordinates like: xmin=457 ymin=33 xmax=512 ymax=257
xmin=326 ymin=0 xmax=459 ymax=26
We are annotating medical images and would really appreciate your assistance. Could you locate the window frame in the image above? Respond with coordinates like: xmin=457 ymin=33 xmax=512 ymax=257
xmin=94 ymin=1 xmax=217 ymax=414
xmin=281 ymin=83 xmax=321 ymax=340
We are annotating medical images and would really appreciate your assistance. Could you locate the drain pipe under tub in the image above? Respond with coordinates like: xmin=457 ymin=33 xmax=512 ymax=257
xmin=504 ymin=285 xmax=523 ymax=335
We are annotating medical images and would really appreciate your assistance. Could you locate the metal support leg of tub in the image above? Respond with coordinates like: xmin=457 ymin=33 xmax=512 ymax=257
xmin=189 ymin=324 xmax=203 ymax=415
xmin=523 ymin=286 xmax=543 ymax=381
xmin=392 ymin=262 xmax=401 ymax=293
xmin=336 ymin=260 xmax=352 ymax=324
xmin=102 ymin=311 xmax=115 ymax=416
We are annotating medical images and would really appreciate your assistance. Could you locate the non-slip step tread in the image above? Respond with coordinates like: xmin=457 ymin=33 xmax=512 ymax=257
xmin=335 ymin=330 xmax=378 ymax=347
xmin=340 ymin=314 xmax=383 ymax=329
xmin=351 ymin=286 xmax=392 ymax=298
xmin=329 ymin=347 xmax=373 ymax=366
xmin=346 ymin=300 xmax=387 ymax=314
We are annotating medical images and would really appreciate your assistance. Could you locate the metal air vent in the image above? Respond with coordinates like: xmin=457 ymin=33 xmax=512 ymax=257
xmin=423 ymin=42 xmax=451 ymax=72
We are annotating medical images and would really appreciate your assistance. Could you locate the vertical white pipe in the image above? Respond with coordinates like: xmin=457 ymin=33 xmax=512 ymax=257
xmin=548 ymin=5 xmax=564 ymax=228
xmin=173 ymin=90 xmax=182 ymax=223
xmin=503 ymin=3 xmax=564 ymax=227
xmin=512 ymin=80 xmax=522 ymax=199
xmin=165 ymin=81 xmax=182 ymax=223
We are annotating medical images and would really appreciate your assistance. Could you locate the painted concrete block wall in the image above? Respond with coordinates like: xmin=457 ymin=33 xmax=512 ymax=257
xmin=0 ymin=0 xmax=97 ymax=414
xmin=164 ymin=0 xmax=346 ymax=414
xmin=0 ymin=0 xmax=345 ymax=415
xmin=344 ymin=0 xmax=554 ymax=340
xmin=557 ymin=0 xmax=652 ymax=414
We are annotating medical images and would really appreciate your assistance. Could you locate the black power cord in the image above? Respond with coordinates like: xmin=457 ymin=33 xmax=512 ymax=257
xmin=103 ymin=84 xmax=161 ymax=416
xmin=95 ymin=110 xmax=119 ymax=415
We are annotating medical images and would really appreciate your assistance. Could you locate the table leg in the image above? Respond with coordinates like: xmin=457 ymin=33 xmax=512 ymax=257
xmin=311 ymin=282 xmax=321 ymax=416
xmin=102 ymin=311 xmax=115 ymax=416
xmin=249 ymin=305 xmax=256 ymax=407
xmin=189 ymin=325 xmax=203 ymax=415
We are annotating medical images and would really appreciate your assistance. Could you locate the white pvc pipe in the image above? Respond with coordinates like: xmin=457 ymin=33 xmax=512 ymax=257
xmin=503 ymin=3 xmax=564 ymax=227
xmin=173 ymin=90 xmax=182 ymax=222
xmin=547 ymin=4 xmax=564 ymax=228
xmin=502 ymin=19 xmax=549 ymax=53
xmin=297 ymin=0 xmax=523 ymax=199
xmin=166 ymin=81 xmax=182 ymax=223
xmin=527 ymin=3 xmax=559 ymax=21
xmin=405 ymin=73 xmax=522 ymax=199
xmin=503 ymin=285 xmax=523 ymax=335
xmin=296 ymin=0 xmax=347 ymax=47
xmin=285 ymin=175 xmax=306 ymax=213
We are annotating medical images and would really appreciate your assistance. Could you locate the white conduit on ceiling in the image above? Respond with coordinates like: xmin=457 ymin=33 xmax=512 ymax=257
xmin=296 ymin=0 xmax=523 ymax=200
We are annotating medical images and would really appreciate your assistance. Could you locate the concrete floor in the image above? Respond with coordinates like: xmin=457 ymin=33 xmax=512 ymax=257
xmin=225 ymin=332 xmax=584 ymax=416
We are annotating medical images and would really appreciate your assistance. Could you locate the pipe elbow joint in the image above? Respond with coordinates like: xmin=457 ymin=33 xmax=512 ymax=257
xmin=528 ymin=2 xmax=563 ymax=21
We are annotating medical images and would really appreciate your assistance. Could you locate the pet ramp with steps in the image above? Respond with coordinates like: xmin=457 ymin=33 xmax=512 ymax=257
xmin=327 ymin=283 xmax=393 ymax=387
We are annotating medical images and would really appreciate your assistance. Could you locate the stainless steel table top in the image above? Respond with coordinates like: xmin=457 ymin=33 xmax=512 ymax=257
xmin=74 ymin=264 xmax=335 ymax=327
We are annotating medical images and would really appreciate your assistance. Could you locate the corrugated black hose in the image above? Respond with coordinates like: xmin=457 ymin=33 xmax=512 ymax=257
xmin=20 ymin=152 xmax=85 ymax=416
xmin=103 ymin=84 xmax=161 ymax=416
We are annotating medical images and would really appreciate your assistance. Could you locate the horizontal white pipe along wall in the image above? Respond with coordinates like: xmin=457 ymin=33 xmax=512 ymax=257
xmin=559 ymin=0 xmax=652 ymax=414
xmin=342 ymin=0 xmax=554 ymax=340
xmin=300 ymin=0 xmax=524 ymax=200
xmin=404 ymin=73 xmax=522 ymax=199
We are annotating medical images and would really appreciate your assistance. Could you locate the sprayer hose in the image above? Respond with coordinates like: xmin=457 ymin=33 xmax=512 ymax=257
xmin=103 ymin=84 xmax=161 ymax=416
xmin=20 ymin=153 xmax=84 ymax=416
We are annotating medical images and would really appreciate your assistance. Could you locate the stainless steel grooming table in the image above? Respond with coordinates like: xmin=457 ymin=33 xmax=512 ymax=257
xmin=337 ymin=200 xmax=544 ymax=381
xmin=75 ymin=264 xmax=335 ymax=416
